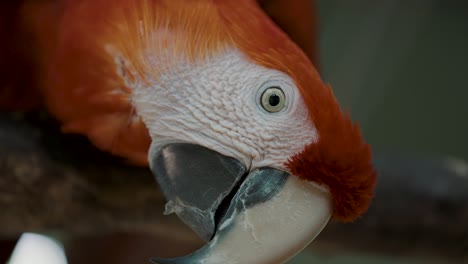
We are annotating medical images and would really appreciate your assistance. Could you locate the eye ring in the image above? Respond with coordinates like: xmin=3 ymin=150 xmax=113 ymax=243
xmin=260 ymin=87 xmax=286 ymax=113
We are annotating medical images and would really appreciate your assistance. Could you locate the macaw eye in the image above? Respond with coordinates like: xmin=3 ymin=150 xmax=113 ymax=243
xmin=260 ymin=87 xmax=286 ymax=113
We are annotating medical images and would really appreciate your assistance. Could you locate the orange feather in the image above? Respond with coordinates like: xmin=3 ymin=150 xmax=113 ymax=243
xmin=2 ymin=0 xmax=375 ymax=221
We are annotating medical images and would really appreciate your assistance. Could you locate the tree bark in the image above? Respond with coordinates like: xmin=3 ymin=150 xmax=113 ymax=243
xmin=0 ymin=112 xmax=195 ymax=242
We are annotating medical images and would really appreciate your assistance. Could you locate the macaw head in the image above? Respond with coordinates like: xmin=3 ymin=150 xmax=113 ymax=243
xmin=111 ymin=1 xmax=376 ymax=263
xmin=28 ymin=0 xmax=376 ymax=263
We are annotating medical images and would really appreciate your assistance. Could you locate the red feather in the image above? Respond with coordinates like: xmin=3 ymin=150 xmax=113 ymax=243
xmin=2 ymin=0 xmax=376 ymax=221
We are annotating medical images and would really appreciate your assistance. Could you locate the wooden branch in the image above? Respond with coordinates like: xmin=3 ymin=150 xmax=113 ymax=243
xmin=0 ymin=112 xmax=195 ymax=243
xmin=1 ymin=111 xmax=467 ymax=260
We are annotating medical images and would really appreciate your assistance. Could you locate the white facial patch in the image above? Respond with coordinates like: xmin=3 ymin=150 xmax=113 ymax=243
xmin=127 ymin=47 xmax=317 ymax=171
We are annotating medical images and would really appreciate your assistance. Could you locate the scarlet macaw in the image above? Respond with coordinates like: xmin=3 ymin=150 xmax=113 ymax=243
xmin=1 ymin=0 xmax=376 ymax=263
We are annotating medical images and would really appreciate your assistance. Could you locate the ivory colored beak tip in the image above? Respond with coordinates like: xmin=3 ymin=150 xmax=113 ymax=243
xmin=152 ymin=176 xmax=332 ymax=264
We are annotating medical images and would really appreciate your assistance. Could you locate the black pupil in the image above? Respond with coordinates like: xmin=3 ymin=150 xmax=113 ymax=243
xmin=269 ymin=94 xmax=280 ymax=106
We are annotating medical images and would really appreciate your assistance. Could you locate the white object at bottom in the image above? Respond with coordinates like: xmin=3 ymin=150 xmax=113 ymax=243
xmin=8 ymin=233 xmax=68 ymax=264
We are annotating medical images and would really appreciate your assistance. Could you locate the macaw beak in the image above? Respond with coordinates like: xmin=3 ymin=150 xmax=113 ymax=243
xmin=149 ymin=143 xmax=332 ymax=264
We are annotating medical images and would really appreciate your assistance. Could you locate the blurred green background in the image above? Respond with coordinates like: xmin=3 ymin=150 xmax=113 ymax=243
xmin=318 ymin=0 xmax=468 ymax=159
xmin=291 ymin=0 xmax=467 ymax=263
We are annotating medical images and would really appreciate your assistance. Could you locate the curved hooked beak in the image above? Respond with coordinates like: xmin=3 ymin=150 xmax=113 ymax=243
xmin=149 ymin=143 xmax=332 ymax=264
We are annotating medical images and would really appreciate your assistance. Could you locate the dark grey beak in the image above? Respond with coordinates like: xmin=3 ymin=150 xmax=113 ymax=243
xmin=150 ymin=143 xmax=332 ymax=264
xmin=150 ymin=143 xmax=287 ymax=241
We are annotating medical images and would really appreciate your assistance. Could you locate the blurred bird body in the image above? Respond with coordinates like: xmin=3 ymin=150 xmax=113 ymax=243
xmin=1 ymin=0 xmax=376 ymax=263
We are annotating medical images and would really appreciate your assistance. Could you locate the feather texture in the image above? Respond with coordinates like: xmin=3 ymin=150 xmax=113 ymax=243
xmin=3 ymin=0 xmax=375 ymax=221
xmin=216 ymin=1 xmax=377 ymax=221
